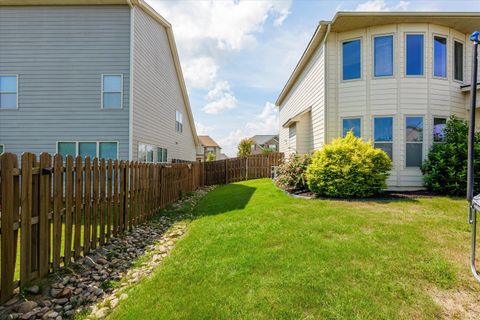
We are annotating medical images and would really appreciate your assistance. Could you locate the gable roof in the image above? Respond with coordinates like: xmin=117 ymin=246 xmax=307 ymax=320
xmin=276 ymin=11 xmax=480 ymax=106
xmin=0 ymin=0 xmax=200 ymax=147
xmin=251 ymin=135 xmax=279 ymax=145
xmin=198 ymin=135 xmax=220 ymax=148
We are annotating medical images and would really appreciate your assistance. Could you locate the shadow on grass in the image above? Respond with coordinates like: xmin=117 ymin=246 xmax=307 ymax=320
xmin=193 ymin=183 xmax=257 ymax=217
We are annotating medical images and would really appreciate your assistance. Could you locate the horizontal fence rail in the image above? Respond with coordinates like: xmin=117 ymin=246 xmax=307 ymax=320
xmin=0 ymin=152 xmax=283 ymax=302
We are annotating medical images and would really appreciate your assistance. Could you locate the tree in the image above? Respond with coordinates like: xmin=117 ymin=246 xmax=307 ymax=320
xmin=237 ymin=138 xmax=254 ymax=157
xmin=206 ymin=151 xmax=216 ymax=162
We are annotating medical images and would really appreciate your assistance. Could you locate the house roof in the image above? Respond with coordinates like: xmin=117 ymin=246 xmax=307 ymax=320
xmin=276 ymin=11 xmax=480 ymax=106
xmin=0 ymin=0 xmax=200 ymax=147
xmin=198 ymin=135 xmax=220 ymax=148
xmin=251 ymin=135 xmax=279 ymax=145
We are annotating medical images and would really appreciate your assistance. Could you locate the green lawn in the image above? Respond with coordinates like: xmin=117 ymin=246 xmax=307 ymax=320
xmin=109 ymin=179 xmax=479 ymax=319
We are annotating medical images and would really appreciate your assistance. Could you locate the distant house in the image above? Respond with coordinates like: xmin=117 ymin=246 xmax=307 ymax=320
xmin=197 ymin=135 xmax=224 ymax=161
xmin=276 ymin=11 xmax=480 ymax=188
xmin=250 ymin=135 xmax=279 ymax=154
xmin=0 ymin=0 xmax=199 ymax=163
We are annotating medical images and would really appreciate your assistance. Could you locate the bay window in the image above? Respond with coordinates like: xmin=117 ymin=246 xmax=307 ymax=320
xmin=406 ymin=34 xmax=424 ymax=76
xmin=342 ymin=39 xmax=361 ymax=80
xmin=454 ymin=40 xmax=464 ymax=81
xmin=405 ymin=117 xmax=423 ymax=167
xmin=342 ymin=118 xmax=361 ymax=137
xmin=374 ymin=117 xmax=393 ymax=159
xmin=374 ymin=35 xmax=393 ymax=77
xmin=433 ymin=36 xmax=447 ymax=78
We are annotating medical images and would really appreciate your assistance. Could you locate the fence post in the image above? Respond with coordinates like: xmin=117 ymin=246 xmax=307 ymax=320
xmin=20 ymin=153 xmax=34 ymax=286
xmin=38 ymin=153 xmax=51 ymax=278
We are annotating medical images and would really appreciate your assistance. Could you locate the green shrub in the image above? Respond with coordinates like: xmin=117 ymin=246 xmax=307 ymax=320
xmin=275 ymin=153 xmax=311 ymax=192
xmin=306 ymin=132 xmax=392 ymax=198
xmin=422 ymin=116 xmax=480 ymax=196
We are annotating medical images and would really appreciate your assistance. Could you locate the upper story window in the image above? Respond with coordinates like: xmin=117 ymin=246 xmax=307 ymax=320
xmin=374 ymin=117 xmax=393 ymax=159
xmin=433 ymin=36 xmax=447 ymax=78
xmin=342 ymin=118 xmax=361 ymax=137
xmin=102 ymin=75 xmax=122 ymax=109
xmin=374 ymin=35 xmax=393 ymax=77
xmin=406 ymin=34 xmax=424 ymax=76
xmin=175 ymin=111 xmax=183 ymax=133
xmin=0 ymin=75 xmax=18 ymax=109
xmin=342 ymin=39 xmax=361 ymax=80
xmin=454 ymin=40 xmax=464 ymax=82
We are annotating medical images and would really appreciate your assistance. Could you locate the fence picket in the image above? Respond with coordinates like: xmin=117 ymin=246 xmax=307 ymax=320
xmin=84 ymin=157 xmax=92 ymax=254
xmin=74 ymin=156 xmax=83 ymax=259
xmin=20 ymin=153 xmax=34 ymax=285
xmin=64 ymin=155 xmax=74 ymax=266
xmin=52 ymin=154 xmax=63 ymax=271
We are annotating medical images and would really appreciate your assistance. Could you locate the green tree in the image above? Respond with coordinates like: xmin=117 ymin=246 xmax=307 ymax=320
xmin=422 ymin=115 xmax=480 ymax=196
xmin=237 ymin=138 xmax=254 ymax=157
xmin=206 ymin=152 xmax=216 ymax=162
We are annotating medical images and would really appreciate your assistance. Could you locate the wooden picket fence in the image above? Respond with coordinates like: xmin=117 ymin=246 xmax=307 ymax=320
xmin=0 ymin=151 xmax=282 ymax=302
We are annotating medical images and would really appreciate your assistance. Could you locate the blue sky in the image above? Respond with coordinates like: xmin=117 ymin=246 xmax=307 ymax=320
xmin=147 ymin=0 xmax=480 ymax=156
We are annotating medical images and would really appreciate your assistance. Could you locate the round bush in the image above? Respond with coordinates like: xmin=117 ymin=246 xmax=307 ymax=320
xmin=275 ymin=153 xmax=311 ymax=193
xmin=306 ymin=132 xmax=392 ymax=198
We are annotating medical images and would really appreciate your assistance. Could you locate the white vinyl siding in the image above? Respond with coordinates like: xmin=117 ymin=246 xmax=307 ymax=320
xmin=131 ymin=7 xmax=196 ymax=162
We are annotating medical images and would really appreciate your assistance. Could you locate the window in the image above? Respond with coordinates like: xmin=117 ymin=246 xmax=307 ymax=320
xmin=434 ymin=36 xmax=447 ymax=78
xmin=405 ymin=117 xmax=423 ymax=167
xmin=374 ymin=117 xmax=393 ymax=159
xmin=406 ymin=34 xmax=424 ymax=76
xmin=175 ymin=111 xmax=183 ymax=132
xmin=79 ymin=142 xmax=97 ymax=159
xmin=57 ymin=141 xmax=118 ymax=159
xmin=342 ymin=118 xmax=361 ymax=137
xmin=269 ymin=144 xmax=277 ymax=150
xmin=454 ymin=41 xmax=464 ymax=81
xmin=138 ymin=143 xmax=154 ymax=162
xmin=342 ymin=39 xmax=361 ymax=80
xmin=433 ymin=117 xmax=447 ymax=143
xmin=58 ymin=142 xmax=76 ymax=158
xmin=157 ymin=147 xmax=168 ymax=163
xmin=0 ymin=75 xmax=18 ymax=109
xmin=102 ymin=75 xmax=122 ymax=109
xmin=374 ymin=35 xmax=393 ymax=77
xmin=99 ymin=142 xmax=118 ymax=160
xmin=0 ymin=145 xmax=4 ymax=154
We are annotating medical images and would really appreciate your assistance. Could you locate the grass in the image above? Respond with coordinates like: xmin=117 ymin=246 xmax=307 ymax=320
xmin=103 ymin=179 xmax=477 ymax=319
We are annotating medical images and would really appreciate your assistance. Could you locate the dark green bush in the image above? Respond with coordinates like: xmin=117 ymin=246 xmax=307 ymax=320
xmin=422 ymin=116 xmax=480 ymax=196
xmin=275 ymin=153 xmax=311 ymax=192
xmin=306 ymin=132 xmax=392 ymax=198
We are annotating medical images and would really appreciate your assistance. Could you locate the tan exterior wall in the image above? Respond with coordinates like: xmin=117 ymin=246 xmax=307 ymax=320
xmin=279 ymin=43 xmax=326 ymax=156
xmin=280 ymin=22 xmax=473 ymax=188
xmin=131 ymin=6 xmax=196 ymax=162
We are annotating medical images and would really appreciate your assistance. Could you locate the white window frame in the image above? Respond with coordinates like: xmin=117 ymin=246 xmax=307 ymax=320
xmin=138 ymin=142 xmax=155 ymax=163
xmin=175 ymin=110 xmax=183 ymax=133
xmin=101 ymin=74 xmax=123 ymax=110
xmin=341 ymin=116 xmax=362 ymax=138
xmin=56 ymin=141 xmax=119 ymax=160
xmin=372 ymin=33 xmax=395 ymax=79
xmin=0 ymin=74 xmax=19 ymax=110
xmin=340 ymin=37 xmax=363 ymax=82
xmin=453 ymin=39 xmax=465 ymax=83
xmin=405 ymin=115 xmax=424 ymax=168
xmin=0 ymin=144 xmax=5 ymax=155
xmin=404 ymin=33 xmax=425 ymax=78
xmin=432 ymin=34 xmax=448 ymax=80
xmin=373 ymin=116 xmax=394 ymax=161
xmin=432 ymin=116 xmax=448 ymax=144
xmin=156 ymin=147 xmax=168 ymax=163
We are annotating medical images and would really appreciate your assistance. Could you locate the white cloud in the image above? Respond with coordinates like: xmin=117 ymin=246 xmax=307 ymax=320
xmin=183 ymin=57 xmax=218 ymax=89
xmin=202 ymin=80 xmax=238 ymax=114
xmin=195 ymin=121 xmax=216 ymax=135
xmin=218 ymin=129 xmax=247 ymax=156
xmin=355 ymin=0 xmax=410 ymax=11
xmin=246 ymin=102 xmax=279 ymax=134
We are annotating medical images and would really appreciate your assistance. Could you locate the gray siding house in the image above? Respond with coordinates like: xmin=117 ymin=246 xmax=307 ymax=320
xmin=0 ymin=0 xmax=199 ymax=163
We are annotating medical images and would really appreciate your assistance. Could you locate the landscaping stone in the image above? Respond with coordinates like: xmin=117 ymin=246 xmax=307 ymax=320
xmin=0 ymin=186 xmax=213 ymax=320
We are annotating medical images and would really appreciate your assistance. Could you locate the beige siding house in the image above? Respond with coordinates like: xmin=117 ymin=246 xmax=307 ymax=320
xmin=276 ymin=12 xmax=480 ymax=189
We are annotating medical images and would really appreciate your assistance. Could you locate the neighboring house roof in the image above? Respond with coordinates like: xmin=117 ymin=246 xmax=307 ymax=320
xmin=251 ymin=135 xmax=279 ymax=145
xmin=0 ymin=0 xmax=200 ymax=147
xmin=276 ymin=11 xmax=480 ymax=106
xmin=198 ymin=136 xmax=220 ymax=148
